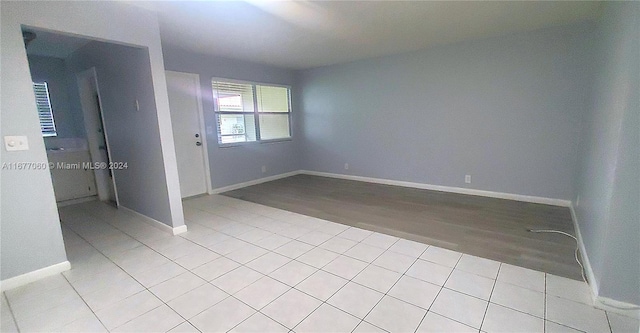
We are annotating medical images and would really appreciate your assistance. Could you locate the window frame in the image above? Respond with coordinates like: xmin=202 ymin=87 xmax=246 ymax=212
xmin=32 ymin=81 xmax=58 ymax=137
xmin=212 ymin=77 xmax=292 ymax=147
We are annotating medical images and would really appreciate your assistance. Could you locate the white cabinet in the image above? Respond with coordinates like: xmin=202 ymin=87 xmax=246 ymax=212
xmin=47 ymin=150 xmax=97 ymax=202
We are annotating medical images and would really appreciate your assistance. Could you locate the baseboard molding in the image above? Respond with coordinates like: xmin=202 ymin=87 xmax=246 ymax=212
xmin=119 ymin=206 xmax=187 ymax=235
xmin=568 ymin=205 xmax=599 ymax=299
xmin=211 ymin=169 xmax=571 ymax=207
xmin=0 ymin=261 xmax=70 ymax=291
xmin=210 ymin=170 xmax=301 ymax=194
xmin=595 ymin=296 xmax=640 ymax=319
xmin=300 ymin=170 xmax=571 ymax=207
xmin=570 ymin=205 xmax=640 ymax=318
xmin=57 ymin=196 xmax=97 ymax=207
xmin=172 ymin=225 xmax=188 ymax=235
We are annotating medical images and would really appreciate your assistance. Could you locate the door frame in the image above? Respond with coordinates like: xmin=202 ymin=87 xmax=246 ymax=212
xmin=166 ymin=70 xmax=213 ymax=195
xmin=77 ymin=67 xmax=120 ymax=206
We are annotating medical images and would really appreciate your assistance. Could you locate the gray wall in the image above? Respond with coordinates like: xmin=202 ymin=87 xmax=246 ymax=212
xmin=27 ymin=55 xmax=85 ymax=139
xmin=298 ymin=23 xmax=595 ymax=200
xmin=65 ymin=41 xmax=176 ymax=227
xmin=1 ymin=0 xmax=183 ymax=283
xmin=162 ymin=46 xmax=301 ymax=189
xmin=573 ymin=2 xmax=639 ymax=305
xmin=1 ymin=17 xmax=68 ymax=280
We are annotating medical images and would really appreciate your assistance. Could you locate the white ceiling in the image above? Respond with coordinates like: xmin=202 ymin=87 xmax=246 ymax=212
xmin=139 ymin=1 xmax=601 ymax=69
xmin=23 ymin=29 xmax=91 ymax=59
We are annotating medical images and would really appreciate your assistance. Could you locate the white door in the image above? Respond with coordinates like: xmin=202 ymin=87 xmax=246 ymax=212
xmin=77 ymin=68 xmax=118 ymax=204
xmin=166 ymin=70 xmax=210 ymax=198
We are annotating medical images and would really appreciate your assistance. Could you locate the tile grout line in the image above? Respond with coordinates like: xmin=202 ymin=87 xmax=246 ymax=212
xmin=24 ymin=197 xmax=596 ymax=333
xmin=544 ymin=272 xmax=547 ymax=333
xmin=61 ymin=220 xmax=194 ymax=332
xmin=481 ymin=276 xmax=547 ymax=322
xmin=412 ymin=251 xmax=467 ymax=333
xmin=60 ymin=271 xmax=109 ymax=332
xmin=162 ymin=199 xmax=614 ymax=331
xmin=61 ymin=224 xmax=150 ymax=328
xmin=12 ymin=201 xmax=388 ymax=332
xmin=72 ymin=203 xmax=447 ymax=332
xmin=78 ymin=205 xmax=266 ymax=332
xmin=62 ymin=208 xmax=227 ymax=332
xmin=2 ymin=291 xmax=22 ymax=333
xmin=291 ymin=236 xmax=397 ymax=333
xmin=236 ymin=230 xmax=395 ymax=332
xmin=345 ymin=239 xmax=426 ymax=333
xmin=222 ymin=229 xmax=400 ymax=332
xmin=331 ymin=236 xmax=405 ymax=333
xmin=605 ymin=311 xmax=613 ymax=333
xmin=142 ymin=203 xmax=352 ymax=330
xmin=60 ymin=220 xmax=153 ymax=331
xmin=143 ymin=211 xmax=330 ymax=328
xmin=478 ymin=263 xmax=501 ymax=332
xmin=193 ymin=215 xmax=494 ymax=333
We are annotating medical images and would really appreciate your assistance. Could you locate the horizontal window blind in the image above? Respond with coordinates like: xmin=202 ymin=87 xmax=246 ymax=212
xmin=257 ymin=85 xmax=289 ymax=113
xmin=212 ymin=81 xmax=254 ymax=112
xmin=33 ymin=82 xmax=57 ymax=137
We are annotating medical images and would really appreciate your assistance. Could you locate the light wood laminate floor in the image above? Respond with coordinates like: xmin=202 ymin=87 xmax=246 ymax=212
xmin=223 ymin=174 xmax=582 ymax=280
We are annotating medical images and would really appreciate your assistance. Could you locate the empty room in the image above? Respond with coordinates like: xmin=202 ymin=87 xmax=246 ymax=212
xmin=0 ymin=1 xmax=638 ymax=333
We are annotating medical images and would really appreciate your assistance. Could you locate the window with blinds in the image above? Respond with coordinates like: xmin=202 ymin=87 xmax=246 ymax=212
xmin=32 ymin=82 xmax=57 ymax=137
xmin=212 ymin=79 xmax=291 ymax=145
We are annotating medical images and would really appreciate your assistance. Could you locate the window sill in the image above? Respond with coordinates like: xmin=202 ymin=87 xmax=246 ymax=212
xmin=218 ymin=137 xmax=292 ymax=148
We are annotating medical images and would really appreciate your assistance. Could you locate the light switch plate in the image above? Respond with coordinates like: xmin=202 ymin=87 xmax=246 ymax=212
xmin=4 ymin=136 xmax=29 ymax=151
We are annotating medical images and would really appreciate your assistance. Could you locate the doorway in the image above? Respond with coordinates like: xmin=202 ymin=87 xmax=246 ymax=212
xmin=23 ymin=29 xmax=121 ymax=207
xmin=166 ymin=70 xmax=212 ymax=198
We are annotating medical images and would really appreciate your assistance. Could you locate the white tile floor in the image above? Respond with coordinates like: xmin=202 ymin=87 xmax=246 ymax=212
xmin=1 ymin=195 xmax=638 ymax=333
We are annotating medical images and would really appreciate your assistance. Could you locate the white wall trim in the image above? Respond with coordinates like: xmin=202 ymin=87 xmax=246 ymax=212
xmin=56 ymin=196 xmax=97 ymax=208
xmin=594 ymin=296 xmax=640 ymax=319
xmin=569 ymin=205 xmax=599 ymax=298
xmin=301 ymin=170 xmax=571 ymax=207
xmin=120 ymin=206 xmax=187 ymax=235
xmin=570 ymin=205 xmax=640 ymax=318
xmin=172 ymin=225 xmax=189 ymax=235
xmin=211 ymin=169 xmax=571 ymax=207
xmin=0 ymin=261 xmax=70 ymax=292
xmin=210 ymin=170 xmax=301 ymax=194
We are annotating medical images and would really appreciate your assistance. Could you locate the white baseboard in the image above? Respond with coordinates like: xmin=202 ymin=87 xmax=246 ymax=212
xmin=569 ymin=205 xmax=599 ymax=297
xmin=300 ymin=170 xmax=572 ymax=207
xmin=57 ymin=196 xmax=97 ymax=207
xmin=595 ymin=296 xmax=640 ymax=319
xmin=570 ymin=205 xmax=640 ymax=318
xmin=210 ymin=170 xmax=301 ymax=194
xmin=0 ymin=261 xmax=70 ymax=291
xmin=211 ymin=169 xmax=571 ymax=207
xmin=119 ymin=206 xmax=188 ymax=235
xmin=172 ymin=225 xmax=188 ymax=235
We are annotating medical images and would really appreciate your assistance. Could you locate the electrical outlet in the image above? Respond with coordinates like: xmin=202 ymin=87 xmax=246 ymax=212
xmin=465 ymin=175 xmax=471 ymax=184
xmin=261 ymin=165 xmax=267 ymax=173
xmin=344 ymin=163 xmax=349 ymax=170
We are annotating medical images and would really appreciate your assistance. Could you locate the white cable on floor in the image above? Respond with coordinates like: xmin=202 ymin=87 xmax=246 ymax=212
xmin=528 ymin=228 xmax=640 ymax=311
xmin=528 ymin=229 xmax=587 ymax=283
